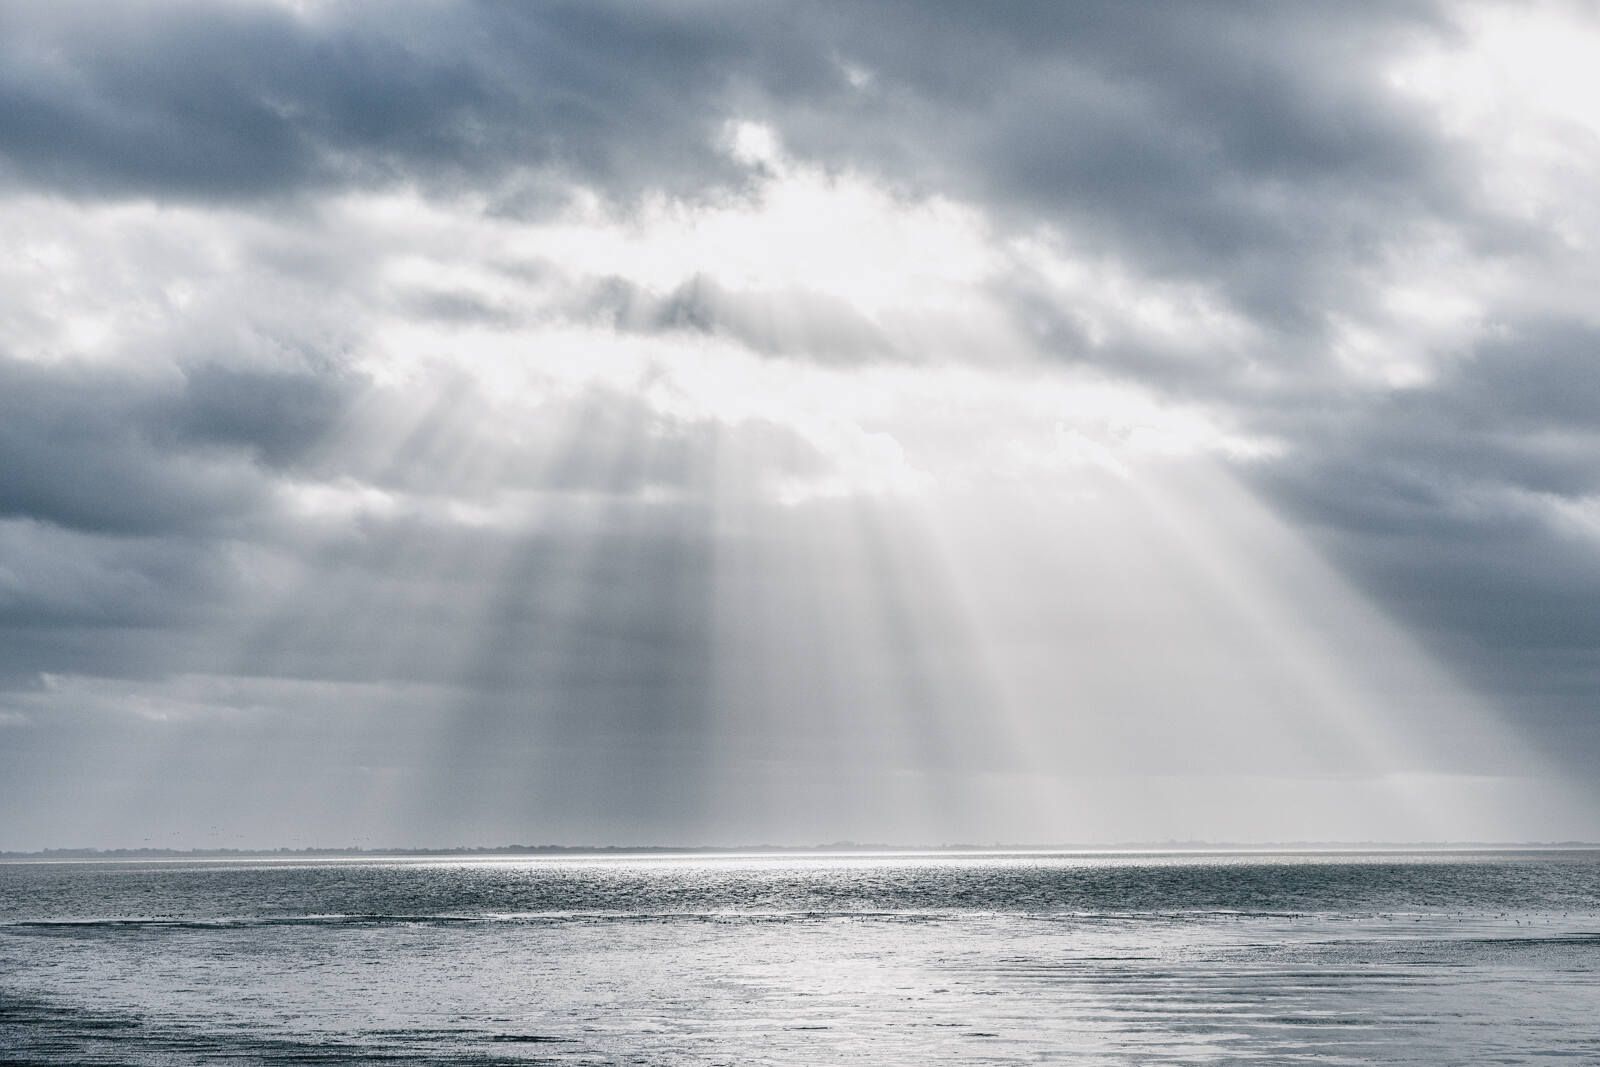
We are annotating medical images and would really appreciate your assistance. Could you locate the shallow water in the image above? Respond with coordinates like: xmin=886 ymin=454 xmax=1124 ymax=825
xmin=2 ymin=851 xmax=1597 ymax=1064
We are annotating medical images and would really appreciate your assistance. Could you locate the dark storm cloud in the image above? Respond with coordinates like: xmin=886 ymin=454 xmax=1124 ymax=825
xmin=0 ymin=356 xmax=355 ymax=536
xmin=0 ymin=0 xmax=784 ymax=204
xmin=163 ymin=361 xmax=360 ymax=468
xmin=1251 ymin=322 xmax=1600 ymax=537
xmin=777 ymin=2 xmax=1480 ymax=335
xmin=0 ymin=519 xmax=224 ymax=633
xmin=0 ymin=358 xmax=260 ymax=537
xmin=0 ymin=354 xmax=362 ymax=694
xmin=0 ymin=2 xmax=453 ymax=197
xmin=1244 ymin=320 xmax=1600 ymax=763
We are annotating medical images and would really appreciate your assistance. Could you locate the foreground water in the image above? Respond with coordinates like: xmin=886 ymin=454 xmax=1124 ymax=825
xmin=1 ymin=851 xmax=1597 ymax=1064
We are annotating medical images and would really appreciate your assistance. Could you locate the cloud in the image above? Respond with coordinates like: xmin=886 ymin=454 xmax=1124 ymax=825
xmin=1242 ymin=317 xmax=1600 ymax=761
xmin=3 ymin=0 xmax=1600 ymax=844
xmin=0 ymin=357 xmax=266 ymax=536
xmin=577 ymin=274 xmax=896 ymax=363
xmin=0 ymin=0 xmax=766 ymax=205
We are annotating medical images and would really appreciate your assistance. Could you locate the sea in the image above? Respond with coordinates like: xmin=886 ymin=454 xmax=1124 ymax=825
xmin=1 ymin=850 xmax=1597 ymax=1064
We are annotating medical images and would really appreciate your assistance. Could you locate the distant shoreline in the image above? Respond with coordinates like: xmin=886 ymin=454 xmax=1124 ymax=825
xmin=4 ymin=841 xmax=1598 ymax=862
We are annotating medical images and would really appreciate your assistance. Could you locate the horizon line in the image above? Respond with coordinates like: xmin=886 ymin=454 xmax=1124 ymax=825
xmin=6 ymin=840 xmax=1600 ymax=860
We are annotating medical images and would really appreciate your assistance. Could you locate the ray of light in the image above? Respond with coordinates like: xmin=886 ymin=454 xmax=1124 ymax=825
xmin=11 ymin=152 xmax=1595 ymax=848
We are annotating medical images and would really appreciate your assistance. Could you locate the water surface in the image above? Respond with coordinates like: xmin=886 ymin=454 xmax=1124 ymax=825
xmin=2 ymin=850 xmax=1597 ymax=1063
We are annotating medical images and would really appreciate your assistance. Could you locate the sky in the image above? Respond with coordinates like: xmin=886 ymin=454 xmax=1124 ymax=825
xmin=2 ymin=0 xmax=1599 ymax=849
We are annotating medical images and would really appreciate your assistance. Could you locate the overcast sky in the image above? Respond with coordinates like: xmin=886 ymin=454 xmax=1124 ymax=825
xmin=3 ymin=0 xmax=1599 ymax=849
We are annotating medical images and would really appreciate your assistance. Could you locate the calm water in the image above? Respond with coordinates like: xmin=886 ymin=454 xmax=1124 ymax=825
xmin=1 ymin=851 xmax=1597 ymax=1064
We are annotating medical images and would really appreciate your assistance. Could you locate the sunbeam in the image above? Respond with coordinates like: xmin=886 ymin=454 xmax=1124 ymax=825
xmin=10 ymin=8 xmax=1600 ymax=1064
xmin=4 ymin=18 xmax=1598 ymax=849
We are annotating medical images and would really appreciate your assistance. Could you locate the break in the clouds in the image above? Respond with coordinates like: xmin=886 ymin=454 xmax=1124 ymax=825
xmin=2 ymin=0 xmax=1598 ymax=848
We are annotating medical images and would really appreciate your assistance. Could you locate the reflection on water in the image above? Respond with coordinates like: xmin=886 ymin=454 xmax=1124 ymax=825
xmin=2 ymin=852 xmax=1598 ymax=1064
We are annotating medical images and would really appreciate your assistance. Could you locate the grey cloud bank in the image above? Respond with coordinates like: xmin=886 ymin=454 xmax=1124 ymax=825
xmin=1 ymin=0 xmax=1597 ymax=848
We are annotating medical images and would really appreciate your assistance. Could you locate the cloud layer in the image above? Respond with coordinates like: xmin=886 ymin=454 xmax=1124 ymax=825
xmin=3 ymin=0 xmax=1598 ymax=847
